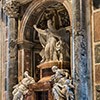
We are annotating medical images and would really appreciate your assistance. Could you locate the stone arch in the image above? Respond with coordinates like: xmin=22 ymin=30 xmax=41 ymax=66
xmin=17 ymin=0 xmax=72 ymax=81
xmin=18 ymin=0 xmax=72 ymax=41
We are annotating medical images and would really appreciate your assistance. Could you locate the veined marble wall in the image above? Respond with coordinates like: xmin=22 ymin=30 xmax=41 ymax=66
xmin=0 ymin=1 xmax=8 ymax=100
xmin=92 ymin=1 xmax=100 ymax=99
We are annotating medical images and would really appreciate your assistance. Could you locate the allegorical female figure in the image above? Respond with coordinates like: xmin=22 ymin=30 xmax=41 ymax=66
xmin=50 ymin=66 xmax=74 ymax=100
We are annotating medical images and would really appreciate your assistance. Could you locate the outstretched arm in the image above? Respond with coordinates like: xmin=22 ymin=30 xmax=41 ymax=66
xmin=33 ymin=25 xmax=47 ymax=35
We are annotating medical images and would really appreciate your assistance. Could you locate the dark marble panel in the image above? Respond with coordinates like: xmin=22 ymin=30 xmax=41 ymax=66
xmin=24 ymin=49 xmax=32 ymax=74
xmin=94 ymin=12 xmax=100 ymax=42
xmin=93 ymin=0 xmax=100 ymax=10
xmin=95 ymin=44 xmax=100 ymax=63
xmin=24 ymin=27 xmax=33 ymax=42
xmin=33 ymin=52 xmax=41 ymax=81
xmin=95 ymin=65 xmax=100 ymax=84
xmin=96 ymin=85 xmax=100 ymax=100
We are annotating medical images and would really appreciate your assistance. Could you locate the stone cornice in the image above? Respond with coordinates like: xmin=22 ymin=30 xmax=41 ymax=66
xmin=17 ymin=40 xmax=35 ymax=49
xmin=3 ymin=1 xmax=20 ymax=18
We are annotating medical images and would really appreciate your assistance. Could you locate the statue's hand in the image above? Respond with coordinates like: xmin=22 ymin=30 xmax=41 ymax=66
xmin=33 ymin=25 xmax=37 ymax=29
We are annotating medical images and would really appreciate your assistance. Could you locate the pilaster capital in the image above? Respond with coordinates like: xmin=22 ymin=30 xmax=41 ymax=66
xmin=3 ymin=1 xmax=20 ymax=18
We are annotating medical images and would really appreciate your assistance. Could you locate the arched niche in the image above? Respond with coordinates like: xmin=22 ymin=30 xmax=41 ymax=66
xmin=18 ymin=0 xmax=72 ymax=82
xmin=18 ymin=0 xmax=72 ymax=41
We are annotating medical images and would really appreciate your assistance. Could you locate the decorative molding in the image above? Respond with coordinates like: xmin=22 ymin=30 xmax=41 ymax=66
xmin=3 ymin=1 xmax=20 ymax=17
xmin=17 ymin=0 xmax=32 ymax=5
xmin=94 ymin=11 xmax=100 ymax=42
xmin=17 ymin=40 xmax=35 ymax=49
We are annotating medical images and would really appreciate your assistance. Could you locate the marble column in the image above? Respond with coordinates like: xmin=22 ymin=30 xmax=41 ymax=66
xmin=4 ymin=1 xmax=20 ymax=99
xmin=72 ymin=0 xmax=92 ymax=100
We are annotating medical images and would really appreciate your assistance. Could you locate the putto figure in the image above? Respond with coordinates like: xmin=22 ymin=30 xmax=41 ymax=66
xmin=50 ymin=66 xmax=74 ymax=100
xmin=33 ymin=19 xmax=70 ymax=63
xmin=12 ymin=71 xmax=35 ymax=100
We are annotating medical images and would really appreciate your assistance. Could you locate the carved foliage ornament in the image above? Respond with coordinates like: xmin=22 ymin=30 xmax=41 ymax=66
xmin=3 ymin=1 xmax=20 ymax=17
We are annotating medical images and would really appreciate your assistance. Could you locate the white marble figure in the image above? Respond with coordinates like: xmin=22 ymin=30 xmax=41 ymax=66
xmin=33 ymin=19 xmax=70 ymax=63
xmin=51 ymin=66 xmax=74 ymax=100
xmin=12 ymin=71 xmax=35 ymax=100
xmin=33 ymin=20 xmax=58 ymax=62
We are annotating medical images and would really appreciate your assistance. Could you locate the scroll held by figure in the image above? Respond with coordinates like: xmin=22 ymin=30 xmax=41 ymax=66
xmin=50 ymin=66 xmax=74 ymax=100
xmin=12 ymin=71 xmax=35 ymax=100
xmin=33 ymin=19 xmax=71 ymax=63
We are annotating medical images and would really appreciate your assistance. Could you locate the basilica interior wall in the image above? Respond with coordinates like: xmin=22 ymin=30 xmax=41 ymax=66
xmin=0 ymin=0 xmax=100 ymax=100
xmin=17 ymin=0 xmax=100 ymax=99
